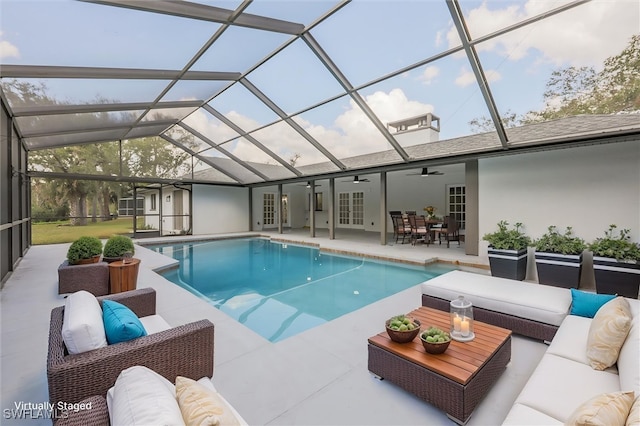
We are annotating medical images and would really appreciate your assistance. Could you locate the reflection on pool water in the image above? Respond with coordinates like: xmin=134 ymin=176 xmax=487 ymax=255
xmin=151 ymin=238 xmax=454 ymax=342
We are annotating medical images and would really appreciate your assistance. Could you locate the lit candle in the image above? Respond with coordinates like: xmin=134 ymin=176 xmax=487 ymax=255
xmin=461 ymin=318 xmax=470 ymax=336
xmin=453 ymin=314 xmax=461 ymax=332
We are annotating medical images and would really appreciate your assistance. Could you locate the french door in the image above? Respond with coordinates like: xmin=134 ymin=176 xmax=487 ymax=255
xmin=338 ymin=191 xmax=364 ymax=228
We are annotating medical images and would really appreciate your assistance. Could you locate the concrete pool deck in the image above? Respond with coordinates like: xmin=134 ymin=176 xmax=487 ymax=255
xmin=1 ymin=230 xmax=547 ymax=425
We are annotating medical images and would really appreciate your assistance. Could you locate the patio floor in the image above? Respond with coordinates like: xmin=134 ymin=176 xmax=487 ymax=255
xmin=1 ymin=230 xmax=548 ymax=425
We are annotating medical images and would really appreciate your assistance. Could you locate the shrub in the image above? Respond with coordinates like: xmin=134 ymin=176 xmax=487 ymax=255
xmin=103 ymin=235 xmax=135 ymax=258
xmin=67 ymin=236 xmax=103 ymax=264
xmin=589 ymin=225 xmax=640 ymax=262
xmin=533 ymin=226 xmax=586 ymax=255
xmin=483 ymin=220 xmax=531 ymax=251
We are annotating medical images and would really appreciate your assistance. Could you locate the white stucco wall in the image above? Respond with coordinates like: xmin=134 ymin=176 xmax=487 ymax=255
xmin=192 ymin=185 xmax=249 ymax=234
xmin=478 ymin=140 xmax=640 ymax=253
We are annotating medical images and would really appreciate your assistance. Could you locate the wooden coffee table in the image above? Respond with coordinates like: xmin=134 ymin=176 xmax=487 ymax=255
xmin=368 ymin=306 xmax=512 ymax=424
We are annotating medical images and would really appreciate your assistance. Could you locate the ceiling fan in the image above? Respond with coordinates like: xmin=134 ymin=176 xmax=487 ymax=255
xmin=407 ymin=167 xmax=444 ymax=177
xmin=342 ymin=176 xmax=370 ymax=184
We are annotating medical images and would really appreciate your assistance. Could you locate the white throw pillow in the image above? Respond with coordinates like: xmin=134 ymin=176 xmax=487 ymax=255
xmin=61 ymin=290 xmax=107 ymax=354
xmin=586 ymin=297 xmax=632 ymax=370
xmin=109 ymin=366 xmax=185 ymax=426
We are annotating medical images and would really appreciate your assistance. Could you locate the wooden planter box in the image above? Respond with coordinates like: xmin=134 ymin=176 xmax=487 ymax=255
xmin=535 ymin=252 xmax=583 ymax=289
xmin=488 ymin=248 xmax=528 ymax=281
xmin=593 ymin=257 xmax=640 ymax=299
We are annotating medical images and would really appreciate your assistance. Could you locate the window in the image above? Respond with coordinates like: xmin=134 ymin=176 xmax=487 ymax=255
xmin=117 ymin=197 xmax=144 ymax=216
xmin=263 ymin=193 xmax=275 ymax=226
xmin=150 ymin=194 xmax=157 ymax=211
xmin=447 ymin=185 xmax=465 ymax=230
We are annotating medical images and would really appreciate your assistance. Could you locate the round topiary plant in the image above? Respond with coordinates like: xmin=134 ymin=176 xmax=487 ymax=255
xmin=67 ymin=236 xmax=103 ymax=264
xmin=103 ymin=235 xmax=135 ymax=259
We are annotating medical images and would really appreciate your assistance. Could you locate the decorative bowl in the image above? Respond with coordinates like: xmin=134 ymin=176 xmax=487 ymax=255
xmin=385 ymin=317 xmax=421 ymax=343
xmin=420 ymin=329 xmax=451 ymax=354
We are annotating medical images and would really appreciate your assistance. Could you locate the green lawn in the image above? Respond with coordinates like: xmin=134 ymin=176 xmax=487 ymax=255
xmin=32 ymin=218 xmax=144 ymax=245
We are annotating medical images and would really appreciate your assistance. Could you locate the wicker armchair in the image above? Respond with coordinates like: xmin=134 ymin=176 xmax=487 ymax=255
xmin=57 ymin=260 xmax=110 ymax=296
xmin=47 ymin=288 xmax=215 ymax=408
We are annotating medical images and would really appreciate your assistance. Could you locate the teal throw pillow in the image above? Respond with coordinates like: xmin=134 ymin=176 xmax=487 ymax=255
xmin=570 ymin=288 xmax=616 ymax=318
xmin=102 ymin=300 xmax=147 ymax=344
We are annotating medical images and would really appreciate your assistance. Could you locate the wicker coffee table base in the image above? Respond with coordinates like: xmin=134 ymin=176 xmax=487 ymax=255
xmin=368 ymin=337 xmax=511 ymax=424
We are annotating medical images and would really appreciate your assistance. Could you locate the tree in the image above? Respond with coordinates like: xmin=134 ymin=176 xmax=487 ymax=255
xmin=469 ymin=34 xmax=640 ymax=132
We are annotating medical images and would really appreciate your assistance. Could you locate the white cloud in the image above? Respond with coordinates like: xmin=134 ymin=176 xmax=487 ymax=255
xmin=455 ymin=69 xmax=476 ymax=87
xmin=0 ymin=33 xmax=19 ymax=59
xmin=419 ymin=66 xmax=440 ymax=85
xmin=447 ymin=0 xmax=639 ymax=67
xmin=455 ymin=68 xmax=502 ymax=88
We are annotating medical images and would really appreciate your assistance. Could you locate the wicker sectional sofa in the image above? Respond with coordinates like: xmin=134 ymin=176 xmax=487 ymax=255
xmin=47 ymin=288 xmax=214 ymax=407
xmin=421 ymin=270 xmax=640 ymax=424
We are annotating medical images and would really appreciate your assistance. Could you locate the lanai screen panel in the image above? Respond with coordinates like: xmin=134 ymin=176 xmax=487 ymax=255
xmin=121 ymin=138 xmax=196 ymax=180
xmin=291 ymin=96 xmax=403 ymax=164
xmin=16 ymin=110 xmax=143 ymax=138
xmin=247 ymin=39 xmax=345 ymax=115
xmin=0 ymin=0 xmax=222 ymax=69
xmin=2 ymin=0 xmax=638 ymax=186
xmin=469 ymin=0 xmax=640 ymax=141
xmin=358 ymin=54 xmax=500 ymax=143
xmin=310 ymin=1 xmax=462 ymax=88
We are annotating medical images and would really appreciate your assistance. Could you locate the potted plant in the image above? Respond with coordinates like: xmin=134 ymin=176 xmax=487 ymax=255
xmin=67 ymin=236 xmax=103 ymax=265
xmin=483 ymin=220 xmax=531 ymax=281
xmin=533 ymin=226 xmax=586 ymax=289
xmin=103 ymin=235 xmax=135 ymax=263
xmin=588 ymin=225 xmax=640 ymax=298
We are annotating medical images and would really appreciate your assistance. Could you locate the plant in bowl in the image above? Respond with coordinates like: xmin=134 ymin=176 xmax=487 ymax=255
xmin=67 ymin=236 xmax=103 ymax=265
xmin=420 ymin=326 xmax=451 ymax=354
xmin=385 ymin=314 xmax=421 ymax=343
xmin=103 ymin=235 xmax=135 ymax=263
xmin=533 ymin=226 xmax=586 ymax=289
xmin=483 ymin=220 xmax=531 ymax=281
xmin=588 ymin=225 xmax=640 ymax=298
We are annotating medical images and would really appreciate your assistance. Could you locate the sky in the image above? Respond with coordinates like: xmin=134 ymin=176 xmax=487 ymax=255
xmin=1 ymin=0 xmax=638 ymax=172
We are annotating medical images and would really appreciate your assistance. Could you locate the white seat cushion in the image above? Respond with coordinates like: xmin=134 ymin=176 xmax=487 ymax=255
xmin=514 ymin=354 xmax=621 ymax=423
xmin=139 ymin=314 xmax=172 ymax=334
xmin=545 ymin=315 xmax=593 ymax=366
xmin=61 ymin=290 xmax=108 ymax=354
xmin=421 ymin=270 xmax=571 ymax=326
xmin=502 ymin=402 xmax=562 ymax=425
xmin=615 ymin=298 xmax=640 ymax=393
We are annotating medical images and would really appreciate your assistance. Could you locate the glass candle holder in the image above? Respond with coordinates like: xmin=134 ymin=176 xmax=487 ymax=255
xmin=450 ymin=295 xmax=475 ymax=342
xmin=122 ymin=251 xmax=133 ymax=264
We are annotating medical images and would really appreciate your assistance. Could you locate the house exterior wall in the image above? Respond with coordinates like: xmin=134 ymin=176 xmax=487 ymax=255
xmin=479 ymin=139 xmax=640 ymax=282
xmin=192 ymin=185 xmax=249 ymax=234
xmin=479 ymin=140 xmax=640 ymax=249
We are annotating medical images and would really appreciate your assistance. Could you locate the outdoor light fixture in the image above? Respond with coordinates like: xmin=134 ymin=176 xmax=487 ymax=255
xmin=450 ymin=295 xmax=475 ymax=342
xmin=306 ymin=182 xmax=311 ymax=188
xmin=420 ymin=168 xmax=429 ymax=177
xmin=353 ymin=176 xmax=360 ymax=184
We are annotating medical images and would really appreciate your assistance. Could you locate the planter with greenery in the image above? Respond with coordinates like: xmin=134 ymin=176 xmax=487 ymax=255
xmin=103 ymin=235 xmax=135 ymax=263
xmin=589 ymin=225 xmax=640 ymax=298
xmin=67 ymin=236 xmax=103 ymax=265
xmin=483 ymin=220 xmax=531 ymax=281
xmin=533 ymin=226 xmax=586 ymax=289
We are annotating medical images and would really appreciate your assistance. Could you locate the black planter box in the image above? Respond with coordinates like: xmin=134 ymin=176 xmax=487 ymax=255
xmin=535 ymin=252 xmax=583 ymax=289
xmin=593 ymin=257 xmax=640 ymax=299
xmin=488 ymin=248 xmax=528 ymax=281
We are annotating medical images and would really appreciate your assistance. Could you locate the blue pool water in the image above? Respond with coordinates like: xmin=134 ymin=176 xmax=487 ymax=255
xmin=151 ymin=238 xmax=453 ymax=342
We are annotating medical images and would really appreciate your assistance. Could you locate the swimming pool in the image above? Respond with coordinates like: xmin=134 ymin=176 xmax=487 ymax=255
xmin=151 ymin=238 xmax=453 ymax=342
